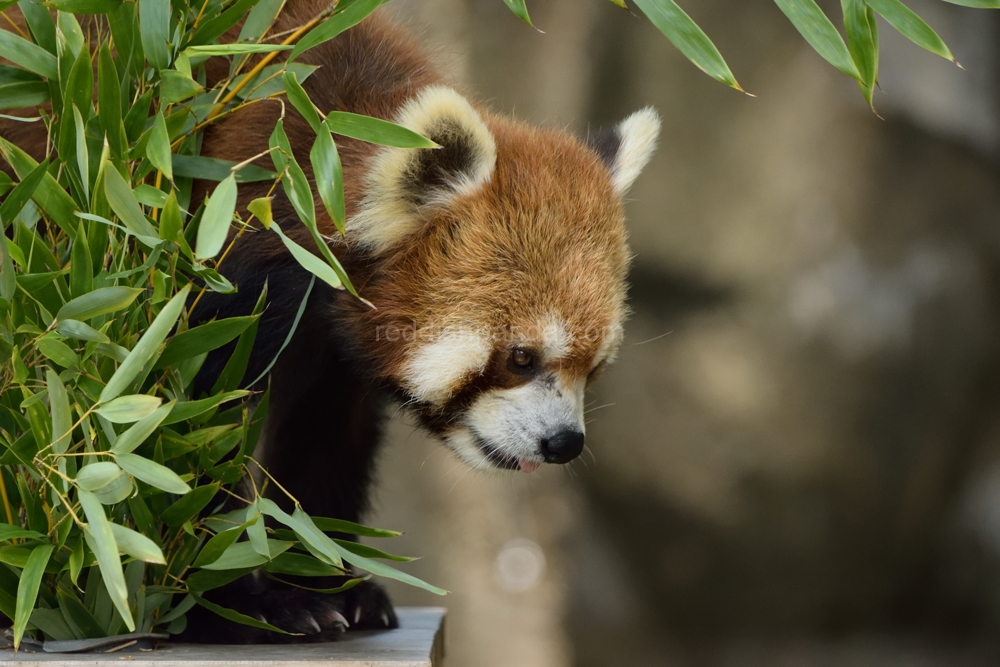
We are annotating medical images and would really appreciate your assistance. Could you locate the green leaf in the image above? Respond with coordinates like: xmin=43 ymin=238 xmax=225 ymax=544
xmin=200 ymin=539 xmax=292 ymax=570
xmin=57 ymin=286 xmax=143 ymax=322
xmin=185 ymin=566 xmax=256 ymax=593
xmin=97 ymin=43 xmax=126 ymax=158
xmin=192 ymin=594 xmax=295 ymax=635
xmin=310 ymin=129 xmax=345 ymax=234
xmin=138 ymin=0 xmax=169 ymax=70
xmin=100 ymin=286 xmax=191 ymax=403
xmin=0 ymin=138 xmax=78 ymax=236
xmin=108 ymin=523 xmax=165 ymax=564
xmin=171 ymin=155 xmax=278 ymax=183
xmin=195 ymin=174 xmax=237 ymax=260
xmin=290 ymin=0 xmax=388 ymax=60
xmin=91 ymin=468 xmax=133 ymax=505
xmin=270 ymin=223 xmax=342 ymax=290
xmin=238 ymin=0 xmax=284 ymax=42
xmin=843 ymin=0 xmax=879 ymax=105
xmin=160 ymin=483 xmax=218 ymax=527
xmin=632 ymin=0 xmax=743 ymax=91
xmin=0 ymin=81 xmax=49 ymax=110
xmin=258 ymin=500 xmax=342 ymax=569
xmin=863 ymin=0 xmax=953 ymax=61
xmin=57 ymin=319 xmax=109 ymax=343
xmin=37 ymin=336 xmax=80 ymax=369
xmin=283 ymin=71 xmax=323 ymax=133
xmin=334 ymin=539 xmax=415 ymax=562
xmin=192 ymin=514 xmax=258 ymax=568
xmin=116 ymin=452 xmax=191 ymax=494
xmin=44 ymin=0 xmax=123 ymax=13
xmin=247 ymin=197 xmax=273 ymax=228
xmin=103 ymin=167 xmax=159 ymax=238
xmin=772 ymin=0 xmax=861 ymax=79
xmin=72 ymin=105 xmax=90 ymax=201
xmin=155 ymin=316 xmax=256 ymax=369
xmin=134 ymin=184 xmax=168 ymax=208
xmin=46 ymin=369 xmax=72 ymax=454
xmin=75 ymin=461 xmax=125 ymax=491
xmin=311 ymin=516 xmax=401 ymax=538
xmin=55 ymin=586 xmax=105 ymax=639
xmin=0 ymin=159 xmax=46 ymax=226
xmin=184 ymin=44 xmax=292 ymax=56
xmin=502 ymin=0 xmax=533 ymax=26
xmin=161 ymin=391 xmax=249 ymax=425
xmin=262 ymin=551 xmax=345 ymax=578
xmin=13 ymin=543 xmax=53 ymax=649
xmin=110 ymin=400 xmax=174 ymax=455
xmin=160 ymin=69 xmax=204 ymax=103
xmin=0 ymin=28 xmax=57 ymax=79
xmin=0 ymin=524 xmax=47 ymax=542
xmin=95 ymin=394 xmax=163 ymax=423
xmin=940 ymin=0 xmax=1000 ymax=6
xmin=333 ymin=541 xmax=445 ymax=596
xmin=147 ymin=111 xmax=173 ymax=181
xmin=325 ymin=111 xmax=438 ymax=148
xmin=79 ymin=490 xmax=134 ymax=631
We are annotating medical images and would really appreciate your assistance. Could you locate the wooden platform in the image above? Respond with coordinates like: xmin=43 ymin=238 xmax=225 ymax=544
xmin=0 ymin=608 xmax=446 ymax=667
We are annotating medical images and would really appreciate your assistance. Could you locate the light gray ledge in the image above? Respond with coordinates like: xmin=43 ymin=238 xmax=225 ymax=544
xmin=0 ymin=607 xmax=446 ymax=667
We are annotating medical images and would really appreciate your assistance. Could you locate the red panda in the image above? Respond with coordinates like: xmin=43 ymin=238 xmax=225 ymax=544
xmin=1 ymin=3 xmax=659 ymax=644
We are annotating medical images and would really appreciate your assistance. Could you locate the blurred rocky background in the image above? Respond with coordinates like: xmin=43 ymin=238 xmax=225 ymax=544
xmin=364 ymin=0 xmax=1000 ymax=665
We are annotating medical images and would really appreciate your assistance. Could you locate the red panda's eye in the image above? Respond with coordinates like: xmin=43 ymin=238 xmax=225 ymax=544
xmin=510 ymin=348 xmax=534 ymax=370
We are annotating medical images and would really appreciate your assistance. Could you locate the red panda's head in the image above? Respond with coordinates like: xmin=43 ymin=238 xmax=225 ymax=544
xmin=346 ymin=87 xmax=660 ymax=473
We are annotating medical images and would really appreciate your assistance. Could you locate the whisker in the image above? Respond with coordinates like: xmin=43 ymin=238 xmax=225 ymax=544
xmin=631 ymin=330 xmax=673 ymax=346
xmin=584 ymin=403 xmax=615 ymax=415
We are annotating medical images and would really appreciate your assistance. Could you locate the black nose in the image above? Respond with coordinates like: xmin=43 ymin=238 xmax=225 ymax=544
xmin=540 ymin=430 xmax=585 ymax=464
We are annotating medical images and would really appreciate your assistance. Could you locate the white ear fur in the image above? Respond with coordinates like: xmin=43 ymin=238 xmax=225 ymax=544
xmin=346 ymin=86 xmax=497 ymax=255
xmin=610 ymin=107 xmax=661 ymax=194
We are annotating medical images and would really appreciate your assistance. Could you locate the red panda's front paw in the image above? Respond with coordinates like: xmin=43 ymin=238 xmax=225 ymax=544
xmin=343 ymin=580 xmax=398 ymax=630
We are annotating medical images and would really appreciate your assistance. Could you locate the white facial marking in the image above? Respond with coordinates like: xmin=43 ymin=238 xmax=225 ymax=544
xmin=612 ymin=107 xmax=661 ymax=194
xmin=539 ymin=316 xmax=572 ymax=361
xmin=403 ymin=329 xmax=491 ymax=407
xmin=464 ymin=377 xmax=586 ymax=464
xmin=594 ymin=320 xmax=625 ymax=367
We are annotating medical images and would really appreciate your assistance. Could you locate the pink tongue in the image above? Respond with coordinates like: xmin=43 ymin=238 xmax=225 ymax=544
xmin=519 ymin=459 xmax=540 ymax=473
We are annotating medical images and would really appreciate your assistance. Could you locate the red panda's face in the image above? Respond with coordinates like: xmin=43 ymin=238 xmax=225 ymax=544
xmin=347 ymin=87 xmax=659 ymax=473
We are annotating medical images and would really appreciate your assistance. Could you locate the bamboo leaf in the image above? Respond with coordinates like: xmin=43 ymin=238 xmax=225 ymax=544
xmin=290 ymin=0 xmax=388 ymax=60
xmin=0 ymin=138 xmax=78 ymax=236
xmin=325 ymin=111 xmax=437 ymax=148
xmin=79 ymin=490 xmax=134 ymax=631
xmin=160 ymin=69 xmax=204 ymax=103
xmin=195 ymin=174 xmax=237 ymax=260
xmin=270 ymin=223 xmax=342 ymax=290
xmin=200 ymin=539 xmax=292 ymax=570
xmin=192 ymin=594 xmax=295 ymax=634
xmin=97 ymin=43 xmax=126 ymax=158
xmin=171 ymin=155 xmax=277 ymax=182
xmin=864 ymin=0 xmax=953 ymax=61
xmin=116 ymin=452 xmax=191 ymax=494
xmin=44 ymin=0 xmax=123 ymax=13
xmin=773 ymin=0 xmax=861 ymax=79
xmin=57 ymin=286 xmax=143 ymax=322
xmin=0 ymin=524 xmax=47 ymax=541
xmin=310 ymin=130 xmax=345 ymax=234
xmin=160 ymin=483 xmax=217 ymax=526
xmin=147 ymin=111 xmax=173 ymax=181
xmin=282 ymin=71 xmax=323 ymax=133
xmin=46 ymin=369 xmax=72 ymax=454
xmin=13 ymin=543 xmax=53 ymax=649
xmin=95 ymin=394 xmax=163 ymax=423
xmin=57 ymin=319 xmax=109 ymax=343
xmin=502 ymin=0 xmax=533 ymax=26
xmin=184 ymin=44 xmax=292 ymax=56
xmin=161 ymin=391 xmax=248 ymax=425
xmin=632 ymin=0 xmax=744 ymax=91
xmin=108 ymin=523 xmax=166 ymax=564
xmin=103 ymin=167 xmax=159 ymax=238
xmin=138 ymin=0 xmax=169 ymax=70
xmin=75 ymin=461 xmax=125 ymax=491
xmin=155 ymin=316 xmax=256 ymax=369
xmin=100 ymin=286 xmax=191 ymax=402
xmin=110 ymin=401 xmax=174 ymax=455
xmin=0 ymin=29 xmax=57 ymax=79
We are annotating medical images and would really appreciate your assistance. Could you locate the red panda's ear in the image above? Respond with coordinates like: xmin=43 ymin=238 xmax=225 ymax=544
xmin=347 ymin=86 xmax=497 ymax=255
xmin=589 ymin=107 xmax=661 ymax=195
